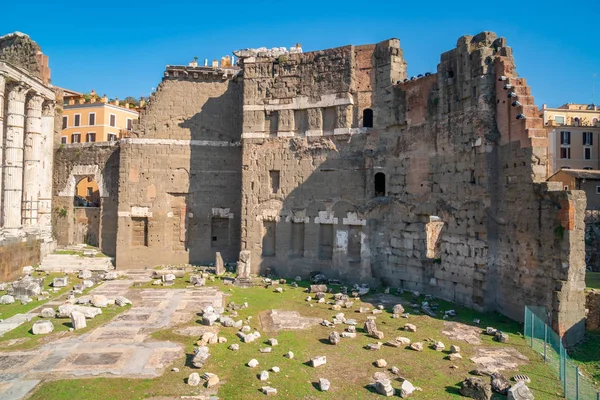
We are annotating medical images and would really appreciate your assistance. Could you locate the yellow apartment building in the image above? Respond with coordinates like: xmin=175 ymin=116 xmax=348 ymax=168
xmin=61 ymin=89 xmax=140 ymax=205
xmin=61 ymin=89 xmax=140 ymax=144
xmin=541 ymin=103 xmax=600 ymax=174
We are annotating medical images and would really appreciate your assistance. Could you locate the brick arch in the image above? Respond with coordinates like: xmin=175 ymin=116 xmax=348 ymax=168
xmin=58 ymin=164 xmax=108 ymax=198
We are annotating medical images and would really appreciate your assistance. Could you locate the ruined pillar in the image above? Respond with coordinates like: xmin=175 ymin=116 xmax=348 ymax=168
xmin=2 ymin=83 xmax=28 ymax=233
xmin=0 ymin=74 xmax=5 ymax=227
xmin=22 ymin=93 xmax=44 ymax=228
xmin=38 ymin=100 xmax=55 ymax=239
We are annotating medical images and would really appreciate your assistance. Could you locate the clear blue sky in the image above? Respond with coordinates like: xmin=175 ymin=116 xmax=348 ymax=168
xmin=3 ymin=1 xmax=598 ymax=107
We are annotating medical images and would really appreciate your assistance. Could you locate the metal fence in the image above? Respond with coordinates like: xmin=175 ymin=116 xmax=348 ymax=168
xmin=524 ymin=306 xmax=599 ymax=399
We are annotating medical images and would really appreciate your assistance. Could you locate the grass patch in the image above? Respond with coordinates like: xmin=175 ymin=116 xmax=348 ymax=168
xmin=28 ymin=278 xmax=565 ymax=399
xmin=570 ymin=331 xmax=600 ymax=385
xmin=0 ymin=304 xmax=130 ymax=351
xmin=587 ymin=272 xmax=600 ymax=290
xmin=0 ymin=272 xmax=82 ymax=320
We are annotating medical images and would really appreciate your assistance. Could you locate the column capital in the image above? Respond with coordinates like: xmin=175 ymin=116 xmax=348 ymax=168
xmin=26 ymin=93 xmax=44 ymax=110
xmin=0 ymin=73 xmax=6 ymax=86
xmin=6 ymin=82 xmax=29 ymax=102
xmin=42 ymin=100 xmax=56 ymax=116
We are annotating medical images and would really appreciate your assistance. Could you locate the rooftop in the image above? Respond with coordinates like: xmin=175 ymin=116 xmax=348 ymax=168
xmin=550 ymin=168 xmax=600 ymax=180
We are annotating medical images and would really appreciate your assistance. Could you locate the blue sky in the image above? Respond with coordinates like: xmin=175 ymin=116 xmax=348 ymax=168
xmin=3 ymin=1 xmax=598 ymax=107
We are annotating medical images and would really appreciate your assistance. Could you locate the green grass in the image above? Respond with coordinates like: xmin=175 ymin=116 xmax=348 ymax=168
xmin=0 ymin=304 xmax=130 ymax=351
xmin=133 ymin=272 xmax=205 ymax=289
xmin=586 ymin=272 xmax=600 ymax=290
xmin=0 ymin=272 xmax=81 ymax=320
xmin=570 ymin=331 xmax=600 ymax=385
xmin=27 ymin=278 xmax=566 ymax=399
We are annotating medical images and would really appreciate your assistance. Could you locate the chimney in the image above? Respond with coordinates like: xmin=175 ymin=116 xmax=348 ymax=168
xmin=139 ymin=97 xmax=146 ymax=108
xmin=125 ymin=102 xmax=130 ymax=109
xmin=78 ymin=96 xmax=85 ymax=104
xmin=189 ymin=58 xmax=198 ymax=67
xmin=114 ymin=97 xmax=120 ymax=106
xmin=542 ymin=103 xmax=547 ymax=110
xmin=68 ymin=98 xmax=75 ymax=106
xmin=101 ymin=94 xmax=108 ymax=103
xmin=212 ymin=59 xmax=218 ymax=68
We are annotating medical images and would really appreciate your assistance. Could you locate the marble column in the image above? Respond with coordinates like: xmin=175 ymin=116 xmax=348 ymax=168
xmin=38 ymin=100 xmax=55 ymax=238
xmin=2 ymin=83 xmax=28 ymax=232
xmin=0 ymin=74 xmax=5 ymax=228
xmin=22 ymin=93 xmax=44 ymax=227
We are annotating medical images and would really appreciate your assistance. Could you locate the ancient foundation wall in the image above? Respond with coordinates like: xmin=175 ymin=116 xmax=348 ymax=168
xmin=0 ymin=236 xmax=41 ymax=281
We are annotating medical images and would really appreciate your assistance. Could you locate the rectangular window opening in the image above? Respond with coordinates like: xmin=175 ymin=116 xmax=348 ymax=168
xmin=71 ymin=133 xmax=81 ymax=143
xmin=109 ymin=114 xmax=116 ymax=127
xmin=294 ymin=109 xmax=308 ymax=134
xmin=290 ymin=222 xmax=305 ymax=257
xmin=319 ymin=224 xmax=334 ymax=260
xmin=126 ymin=118 xmax=133 ymax=131
xmin=211 ymin=217 xmax=230 ymax=248
xmin=322 ymin=107 xmax=336 ymax=133
xmin=62 ymin=116 xmax=68 ymax=130
xmin=74 ymin=114 xmax=81 ymax=127
xmin=269 ymin=170 xmax=280 ymax=194
xmin=131 ymin=217 xmax=148 ymax=247
xmin=348 ymin=226 xmax=362 ymax=262
xmin=426 ymin=216 xmax=444 ymax=259
xmin=89 ymin=113 xmax=95 ymax=126
xmin=585 ymin=147 xmax=592 ymax=160
xmin=61 ymin=136 xmax=67 ymax=144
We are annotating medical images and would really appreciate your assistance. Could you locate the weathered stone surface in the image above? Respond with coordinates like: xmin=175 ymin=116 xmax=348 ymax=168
xmin=78 ymin=270 xmax=92 ymax=279
xmin=22 ymin=266 xmax=34 ymax=275
xmin=491 ymin=372 xmax=511 ymax=394
xmin=202 ymin=312 xmax=219 ymax=326
xmin=192 ymin=346 xmax=210 ymax=368
xmin=32 ymin=319 xmax=54 ymax=334
xmin=215 ymin=252 xmax=226 ymax=275
xmin=319 ymin=378 xmax=330 ymax=391
xmin=188 ymin=372 xmax=201 ymax=386
xmin=70 ymin=311 xmax=86 ymax=330
xmin=328 ymin=331 xmax=340 ymax=345
xmin=399 ymin=380 xmax=415 ymax=398
xmin=410 ymin=342 xmax=423 ymax=351
xmin=364 ymin=319 xmax=384 ymax=339
xmin=0 ymin=295 xmax=15 ymax=304
xmin=507 ymin=381 xmax=534 ymax=400
xmin=450 ymin=345 xmax=461 ymax=353
xmin=204 ymin=372 xmax=220 ymax=388
xmin=393 ymin=304 xmax=405 ymax=315
xmin=261 ymin=386 xmax=277 ymax=395
xmin=247 ymin=358 xmax=259 ymax=368
xmin=460 ymin=377 xmax=492 ymax=400
xmin=495 ymin=331 xmax=509 ymax=343
xmin=115 ymin=296 xmax=131 ymax=306
xmin=259 ymin=370 xmax=269 ymax=381
xmin=40 ymin=307 xmax=56 ymax=318
xmin=374 ymin=379 xmax=394 ymax=397
xmin=310 ymin=284 xmax=328 ymax=293
xmin=404 ymin=323 xmax=417 ymax=332
xmin=311 ymin=356 xmax=326 ymax=367
xmin=91 ymin=295 xmax=109 ymax=308
xmin=58 ymin=304 xmax=102 ymax=319
xmin=375 ymin=359 xmax=387 ymax=368
xmin=433 ymin=341 xmax=445 ymax=351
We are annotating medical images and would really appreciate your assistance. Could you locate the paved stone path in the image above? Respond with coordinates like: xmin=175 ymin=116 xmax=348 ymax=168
xmin=0 ymin=275 xmax=223 ymax=400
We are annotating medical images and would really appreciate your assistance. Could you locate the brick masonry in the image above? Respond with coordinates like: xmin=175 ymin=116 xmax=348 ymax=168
xmin=50 ymin=32 xmax=587 ymax=344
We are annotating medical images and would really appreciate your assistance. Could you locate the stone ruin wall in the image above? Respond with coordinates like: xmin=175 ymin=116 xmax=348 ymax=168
xmin=114 ymin=66 xmax=243 ymax=268
xmin=239 ymin=32 xmax=586 ymax=344
xmin=0 ymin=32 xmax=50 ymax=84
xmin=52 ymin=143 xmax=120 ymax=256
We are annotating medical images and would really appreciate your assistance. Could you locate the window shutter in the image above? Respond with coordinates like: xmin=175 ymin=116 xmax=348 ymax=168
xmin=567 ymin=132 xmax=571 ymax=145
xmin=561 ymin=132 xmax=564 ymax=145
xmin=583 ymin=132 xmax=586 ymax=145
xmin=591 ymin=132 xmax=594 ymax=146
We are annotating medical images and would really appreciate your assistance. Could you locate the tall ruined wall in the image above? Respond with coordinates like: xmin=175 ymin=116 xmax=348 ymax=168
xmin=240 ymin=33 xmax=586 ymax=344
xmin=240 ymin=40 xmax=405 ymax=282
xmin=52 ymin=143 xmax=120 ymax=256
xmin=0 ymin=32 xmax=50 ymax=84
xmin=115 ymin=67 xmax=242 ymax=268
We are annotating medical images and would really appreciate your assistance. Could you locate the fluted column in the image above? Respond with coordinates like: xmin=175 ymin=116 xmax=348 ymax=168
xmin=2 ymin=83 xmax=28 ymax=233
xmin=0 ymin=74 xmax=5 ymax=228
xmin=22 ymin=93 xmax=44 ymax=228
xmin=39 ymin=100 xmax=55 ymax=238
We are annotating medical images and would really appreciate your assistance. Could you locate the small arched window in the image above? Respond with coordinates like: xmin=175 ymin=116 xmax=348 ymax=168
xmin=363 ymin=108 xmax=373 ymax=128
xmin=374 ymin=172 xmax=385 ymax=197
xmin=593 ymin=118 xmax=598 ymax=126
xmin=573 ymin=117 xmax=580 ymax=127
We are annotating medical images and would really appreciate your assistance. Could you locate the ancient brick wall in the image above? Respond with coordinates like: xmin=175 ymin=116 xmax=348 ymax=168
xmin=239 ymin=32 xmax=587 ymax=344
xmin=52 ymin=143 xmax=120 ymax=256
xmin=115 ymin=68 xmax=242 ymax=268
